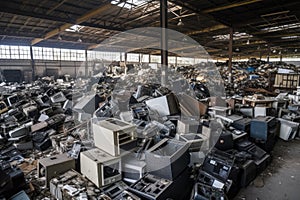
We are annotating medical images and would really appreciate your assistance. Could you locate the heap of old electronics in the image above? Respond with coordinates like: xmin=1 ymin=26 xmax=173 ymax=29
xmin=0 ymin=60 xmax=300 ymax=200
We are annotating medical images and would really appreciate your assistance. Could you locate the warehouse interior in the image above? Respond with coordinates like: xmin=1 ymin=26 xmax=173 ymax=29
xmin=1 ymin=0 xmax=300 ymax=200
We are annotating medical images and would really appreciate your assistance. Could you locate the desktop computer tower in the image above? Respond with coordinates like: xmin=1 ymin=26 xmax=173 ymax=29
xmin=80 ymin=148 xmax=122 ymax=188
xmin=92 ymin=118 xmax=137 ymax=156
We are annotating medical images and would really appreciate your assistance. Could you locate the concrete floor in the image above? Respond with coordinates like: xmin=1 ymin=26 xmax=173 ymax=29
xmin=234 ymin=138 xmax=300 ymax=200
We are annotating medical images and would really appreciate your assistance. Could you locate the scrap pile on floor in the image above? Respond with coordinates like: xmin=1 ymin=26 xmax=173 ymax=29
xmin=1 ymin=64 xmax=300 ymax=200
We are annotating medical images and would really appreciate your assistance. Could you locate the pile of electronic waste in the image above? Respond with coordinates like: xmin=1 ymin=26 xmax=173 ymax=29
xmin=215 ymin=58 xmax=298 ymax=96
xmin=1 ymin=64 xmax=300 ymax=200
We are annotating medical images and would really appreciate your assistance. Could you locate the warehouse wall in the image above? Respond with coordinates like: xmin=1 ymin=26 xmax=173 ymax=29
xmin=285 ymin=61 xmax=300 ymax=66
xmin=0 ymin=59 xmax=86 ymax=81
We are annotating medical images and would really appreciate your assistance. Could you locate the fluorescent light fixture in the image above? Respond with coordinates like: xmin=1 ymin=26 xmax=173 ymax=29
xmin=261 ymin=23 xmax=300 ymax=32
xmin=281 ymin=36 xmax=300 ymax=40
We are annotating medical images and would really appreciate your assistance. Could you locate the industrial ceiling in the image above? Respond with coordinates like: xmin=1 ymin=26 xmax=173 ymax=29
xmin=0 ymin=0 xmax=300 ymax=60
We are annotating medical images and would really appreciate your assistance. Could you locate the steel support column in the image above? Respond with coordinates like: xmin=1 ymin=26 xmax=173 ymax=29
xmin=30 ymin=46 xmax=35 ymax=82
xmin=259 ymin=51 xmax=262 ymax=60
xmin=267 ymin=46 xmax=270 ymax=62
xmin=160 ymin=0 xmax=168 ymax=86
xmin=228 ymin=27 xmax=233 ymax=84
xmin=85 ymin=50 xmax=88 ymax=77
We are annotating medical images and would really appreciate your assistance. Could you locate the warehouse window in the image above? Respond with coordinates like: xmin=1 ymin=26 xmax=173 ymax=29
xmin=87 ymin=51 xmax=96 ymax=61
xmin=70 ymin=50 xmax=77 ymax=61
xmin=102 ymin=51 xmax=120 ymax=61
xmin=53 ymin=48 xmax=61 ymax=60
xmin=19 ymin=46 xmax=30 ymax=59
xmin=127 ymin=53 xmax=139 ymax=62
xmin=98 ymin=51 xmax=107 ymax=60
xmin=195 ymin=58 xmax=209 ymax=64
xmin=120 ymin=52 xmax=125 ymax=61
xmin=111 ymin=52 xmax=121 ymax=61
xmin=141 ymin=54 xmax=149 ymax=63
xmin=150 ymin=55 xmax=161 ymax=63
xmin=33 ymin=47 xmax=43 ymax=60
xmin=76 ymin=50 xmax=86 ymax=61
xmin=168 ymin=56 xmax=176 ymax=64
xmin=0 ymin=45 xmax=11 ymax=59
xmin=43 ymin=47 xmax=54 ymax=60
xmin=10 ymin=46 xmax=19 ymax=59
xmin=177 ymin=57 xmax=195 ymax=65
xmin=90 ymin=51 xmax=120 ymax=61
xmin=61 ymin=49 xmax=70 ymax=61
xmin=95 ymin=51 xmax=103 ymax=60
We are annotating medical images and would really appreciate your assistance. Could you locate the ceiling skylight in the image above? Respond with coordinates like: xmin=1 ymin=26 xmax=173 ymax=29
xmin=111 ymin=0 xmax=149 ymax=9
xmin=65 ymin=25 xmax=85 ymax=32
xmin=212 ymin=32 xmax=253 ymax=41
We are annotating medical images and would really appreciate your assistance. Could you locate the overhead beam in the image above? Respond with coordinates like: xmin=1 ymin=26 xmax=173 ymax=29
xmin=46 ymin=0 xmax=68 ymax=15
xmin=264 ymin=33 xmax=300 ymax=39
xmin=224 ymin=1 xmax=300 ymax=26
xmin=150 ymin=45 xmax=200 ymax=55
xmin=0 ymin=7 xmax=124 ymax=33
xmin=233 ymin=40 xmax=267 ymax=47
xmin=31 ymin=23 xmax=72 ymax=45
xmin=80 ymin=22 xmax=124 ymax=32
xmin=0 ymin=7 xmax=74 ymax=24
xmin=167 ymin=0 xmax=231 ymax=26
xmin=202 ymin=0 xmax=263 ymax=13
xmin=169 ymin=0 xmax=286 ymax=53
xmin=186 ymin=24 xmax=228 ymax=36
xmin=0 ymin=30 xmax=42 ymax=38
xmin=31 ymin=2 xmax=113 ymax=45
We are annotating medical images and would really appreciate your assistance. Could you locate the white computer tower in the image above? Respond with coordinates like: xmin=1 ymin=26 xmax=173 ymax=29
xmin=80 ymin=148 xmax=122 ymax=188
xmin=92 ymin=118 xmax=137 ymax=156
